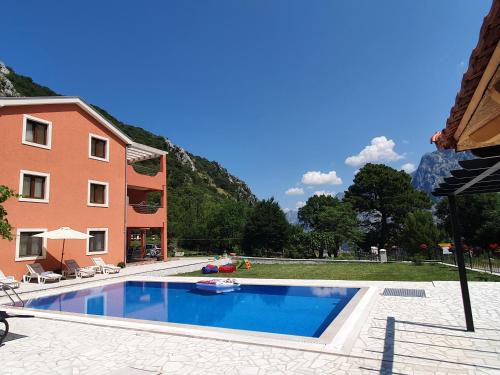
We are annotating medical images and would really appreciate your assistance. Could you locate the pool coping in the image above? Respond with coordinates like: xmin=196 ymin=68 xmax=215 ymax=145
xmin=2 ymin=276 xmax=378 ymax=354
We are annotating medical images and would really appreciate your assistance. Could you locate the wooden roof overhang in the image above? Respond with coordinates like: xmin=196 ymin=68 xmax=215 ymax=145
xmin=431 ymin=1 xmax=500 ymax=151
xmin=429 ymin=1 xmax=500 ymax=334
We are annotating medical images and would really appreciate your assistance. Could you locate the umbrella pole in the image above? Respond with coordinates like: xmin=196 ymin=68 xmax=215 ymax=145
xmin=60 ymin=239 xmax=66 ymax=273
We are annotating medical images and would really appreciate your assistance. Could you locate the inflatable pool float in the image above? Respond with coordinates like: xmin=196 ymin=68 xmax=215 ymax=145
xmin=196 ymin=279 xmax=240 ymax=293
xmin=218 ymin=264 xmax=236 ymax=273
xmin=202 ymin=264 xmax=219 ymax=274
xmin=237 ymin=259 xmax=251 ymax=269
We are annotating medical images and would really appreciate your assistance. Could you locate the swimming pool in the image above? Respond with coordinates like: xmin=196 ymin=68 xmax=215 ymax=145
xmin=24 ymin=281 xmax=360 ymax=338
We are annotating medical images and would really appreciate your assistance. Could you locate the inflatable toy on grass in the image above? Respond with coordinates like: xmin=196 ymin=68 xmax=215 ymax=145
xmin=202 ymin=264 xmax=218 ymax=274
xmin=219 ymin=264 xmax=236 ymax=273
xmin=236 ymin=259 xmax=252 ymax=270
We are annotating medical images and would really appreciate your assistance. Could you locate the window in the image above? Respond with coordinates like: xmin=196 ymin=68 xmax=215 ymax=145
xmin=19 ymin=170 xmax=50 ymax=203
xmin=23 ymin=175 xmax=45 ymax=199
xmin=89 ymin=134 xmax=109 ymax=162
xmin=90 ymin=184 xmax=105 ymax=204
xmin=87 ymin=228 xmax=108 ymax=255
xmin=88 ymin=180 xmax=109 ymax=207
xmin=15 ymin=229 xmax=47 ymax=261
xmin=22 ymin=115 xmax=52 ymax=149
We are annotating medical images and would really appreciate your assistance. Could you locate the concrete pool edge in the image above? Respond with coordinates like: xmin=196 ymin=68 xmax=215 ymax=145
xmin=2 ymin=276 xmax=378 ymax=354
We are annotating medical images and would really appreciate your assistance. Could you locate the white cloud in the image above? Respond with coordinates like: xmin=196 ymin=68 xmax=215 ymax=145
xmin=314 ymin=190 xmax=335 ymax=197
xmin=285 ymin=187 xmax=304 ymax=196
xmin=354 ymin=169 xmax=360 ymax=175
xmin=401 ymin=163 xmax=417 ymax=174
xmin=283 ymin=208 xmax=291 ymax=213
xmin=345 ymin=136 xmax=404 ymax=167
xmin=301 ymin=170 xmax=342 ymax=185
xmin=295 ymin=201 xmax=306 ymax=209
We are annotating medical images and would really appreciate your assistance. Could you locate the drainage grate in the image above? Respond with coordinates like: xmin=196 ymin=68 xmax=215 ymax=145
xmin=382 ymin=288 xmax=426 ymax=298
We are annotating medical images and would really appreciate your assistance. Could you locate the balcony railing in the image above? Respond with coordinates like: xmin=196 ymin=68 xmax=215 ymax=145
xmin=131 ymin=164 xmax=160 ymax=176
xmin=129 ymin=203 xmax=162 ymax=214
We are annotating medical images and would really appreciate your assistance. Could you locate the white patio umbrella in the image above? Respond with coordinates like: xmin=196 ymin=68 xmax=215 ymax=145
xmin=33 ymin=227 xmax=92 ymax=271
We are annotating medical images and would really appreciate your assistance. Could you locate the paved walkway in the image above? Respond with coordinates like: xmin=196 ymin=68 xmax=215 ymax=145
xmin=1 ymin=271 xmax=499 ymax=374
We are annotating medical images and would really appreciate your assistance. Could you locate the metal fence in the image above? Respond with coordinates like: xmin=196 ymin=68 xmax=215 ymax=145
xmin=130 ymin=203 xmax=162 ymax=214
xmin=442 ymin=253 xmax=500 ymax=274
xmin=131 ymin=163 xmax=160 ymax=176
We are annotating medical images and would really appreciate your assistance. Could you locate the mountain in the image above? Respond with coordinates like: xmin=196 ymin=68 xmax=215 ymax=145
xmin=1 ymin=61 xmax=257 ymax=240
xmin=412 ymin=149 xmax=472 ymax=200
xmin=335 ymin=192 xmax=345 ymax=200
xmin=284 ymin=209 xmax=299 ymax=225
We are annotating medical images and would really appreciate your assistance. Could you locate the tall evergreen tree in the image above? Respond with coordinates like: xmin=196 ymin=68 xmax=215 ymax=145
xmin=435 ymin=193 xmax=500 ymax=247
xmin=298 ymin=195 xmax=338 ymax=230
xmin=299 ymin=195 xmax=362 ymax=257
xmin=345 ymin=163 xmax=431 ymax=249
xmin=398 ymin=210 xmax=442 ymax=256
xmin=316 ymin=203 xmax=363 ymax=257
xmin=242 ymin=198 xmax=289 ymax=257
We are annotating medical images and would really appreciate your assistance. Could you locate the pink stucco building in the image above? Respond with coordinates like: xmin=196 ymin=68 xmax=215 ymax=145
xmin=0 ymin=97 xmax=167 ymax=280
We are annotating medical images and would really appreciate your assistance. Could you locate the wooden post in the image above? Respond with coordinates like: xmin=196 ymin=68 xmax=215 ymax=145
xmin=140 ymin=229 xmax=147 ymax=259
xmin=126 ymin=228 xmax=131 ymax=262
xmin=448 ymin=195 xmax=474 ymax=332
xmin=488 ymin=248 xmax=493 ymax=274
xmin=162 ymin=154 xmax=168 ymax=261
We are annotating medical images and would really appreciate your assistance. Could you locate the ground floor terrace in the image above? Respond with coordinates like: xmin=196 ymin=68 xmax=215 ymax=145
xmin=1 ymin=260 xmax=499 ymax=375
xmin=126 ymin=227 xmax=166 ymax=263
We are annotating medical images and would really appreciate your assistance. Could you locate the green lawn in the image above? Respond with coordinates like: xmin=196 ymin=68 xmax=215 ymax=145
xmin=178 ymin=262 xmax=500 ymax=282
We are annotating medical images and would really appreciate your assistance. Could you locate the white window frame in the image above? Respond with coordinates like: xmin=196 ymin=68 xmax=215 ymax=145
xmin=87 ymin=180 xmax=109 ymax=207
xmin=19 ymin=170 xmax=50 ymax=203
xmin=86 ymin=228 xmax=109 ymax=255
xmin=88 ymin=133 xmax=110 ymax=162
xmin=22 ymin=114 xmax=52 ymax=150
xmin=15 ymin=228 xmax=48 ymax=261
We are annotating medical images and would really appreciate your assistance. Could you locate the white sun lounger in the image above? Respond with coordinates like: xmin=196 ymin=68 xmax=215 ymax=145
xmin=24 ymin=264 xmax=63 ymax=284
xmin=0 ymin=270 xmax=20 ymax=289
xmin=92 ymin=257 xmax=120 ymax=274
xmin=64 ymin=260 xmax=96 ymax=278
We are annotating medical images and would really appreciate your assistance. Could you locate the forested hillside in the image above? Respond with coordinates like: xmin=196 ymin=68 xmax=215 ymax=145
xmin=0 ymin=62 xmax=256 ymax=249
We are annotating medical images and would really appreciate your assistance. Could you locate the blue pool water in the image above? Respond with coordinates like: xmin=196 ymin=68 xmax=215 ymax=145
xmin=24 ymin=281 xmax=359 ymax=337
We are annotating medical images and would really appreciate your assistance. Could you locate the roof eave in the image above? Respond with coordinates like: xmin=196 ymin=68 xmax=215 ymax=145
xmin=0 ymin=96 xmax=134 ymax=145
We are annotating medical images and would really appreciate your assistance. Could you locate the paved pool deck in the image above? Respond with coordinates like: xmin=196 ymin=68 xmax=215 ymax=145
xmin=1 ymin=263 xmax=499 ymax=374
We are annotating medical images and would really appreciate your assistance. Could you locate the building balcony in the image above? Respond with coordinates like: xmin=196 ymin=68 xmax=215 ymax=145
xmin=127 ymin=203 xmax=166 ymax=228
xmin=127 ymin=164 xmax=165 ymax=191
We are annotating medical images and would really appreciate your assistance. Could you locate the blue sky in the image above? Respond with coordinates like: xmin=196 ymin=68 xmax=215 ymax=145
xmin=2 ymin=0 xmax=491 ymax=210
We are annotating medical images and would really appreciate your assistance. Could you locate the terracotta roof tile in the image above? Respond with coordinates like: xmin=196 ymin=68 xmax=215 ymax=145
xmin=434 ymin=0 xmax=500 ymax=149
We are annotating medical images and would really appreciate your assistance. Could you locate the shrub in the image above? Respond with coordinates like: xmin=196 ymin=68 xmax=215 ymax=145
xmin=412 ymin=255 xmax=425 ymax=265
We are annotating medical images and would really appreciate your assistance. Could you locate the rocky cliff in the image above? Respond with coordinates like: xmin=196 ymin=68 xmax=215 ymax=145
xmin=412 ymin=149 xmax=472 ymax=200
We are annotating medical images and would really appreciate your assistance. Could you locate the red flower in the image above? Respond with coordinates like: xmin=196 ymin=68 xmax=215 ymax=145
xmin=489 ymin=243 xmax=499 ymax=250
